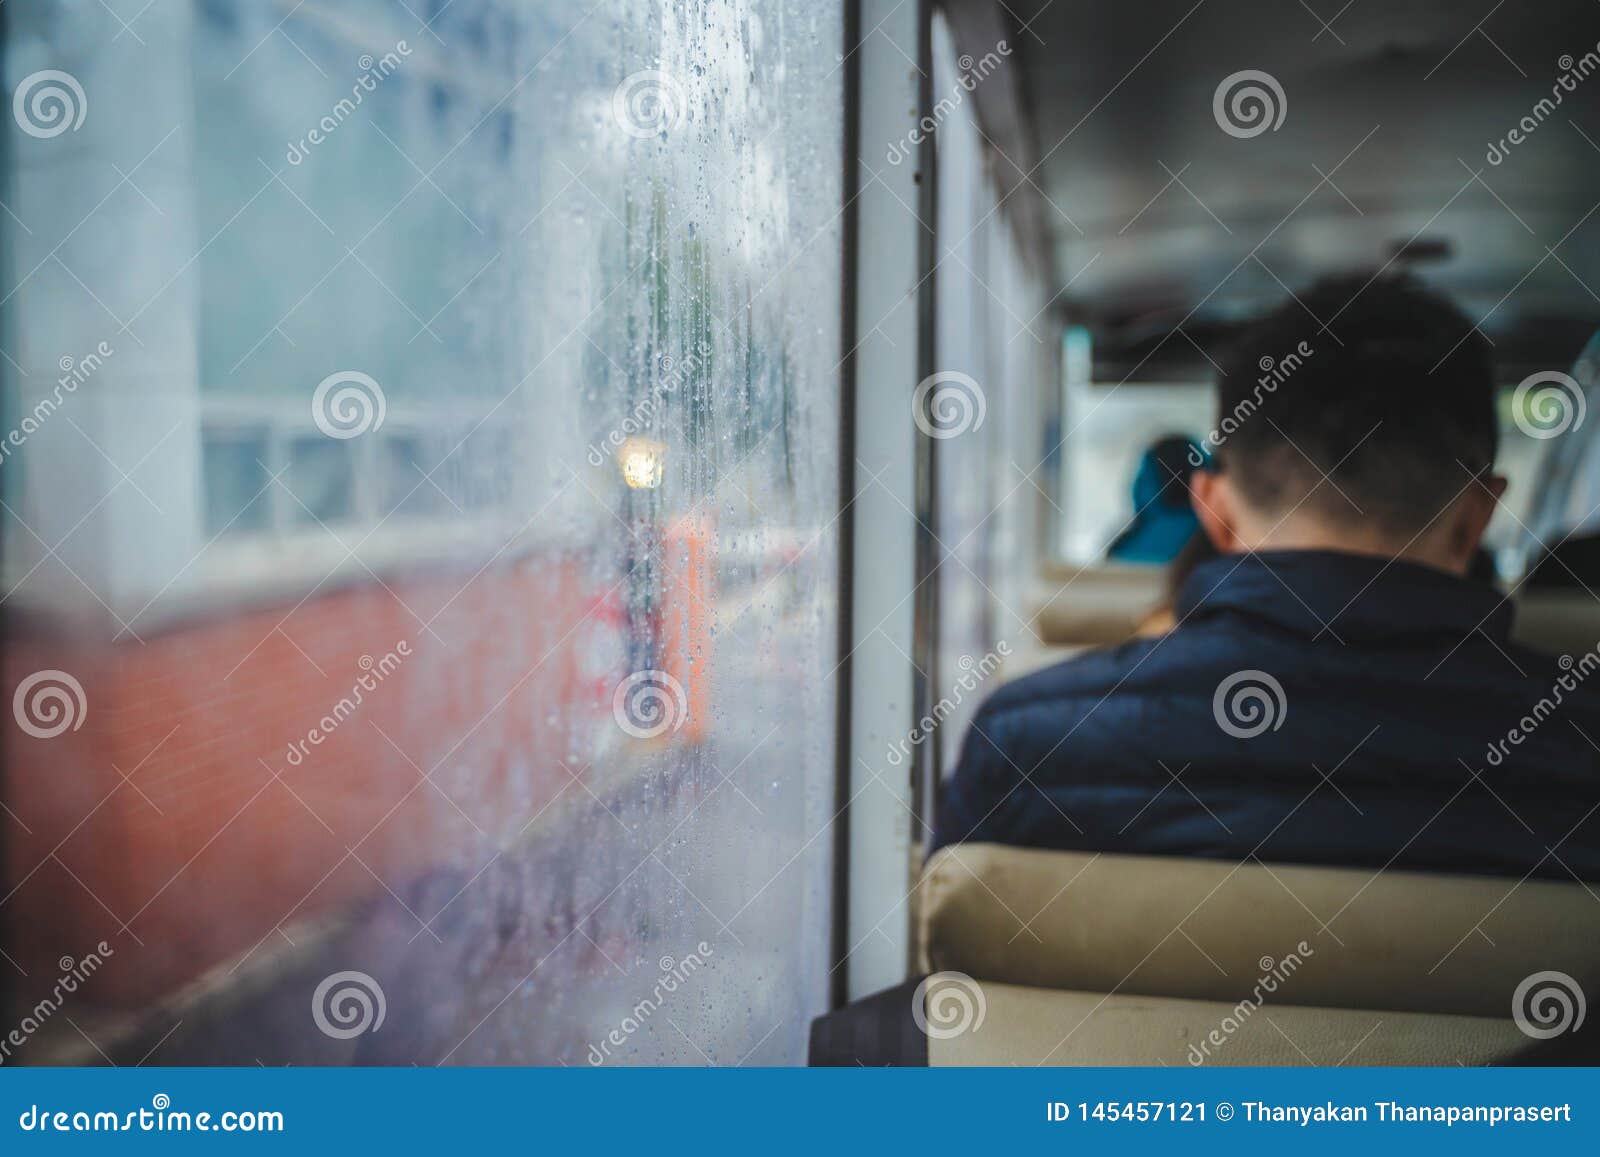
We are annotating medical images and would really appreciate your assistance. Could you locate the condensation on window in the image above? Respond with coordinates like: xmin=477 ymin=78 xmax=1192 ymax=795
xmin=0 ymin=0 xmax=843 ymax=1065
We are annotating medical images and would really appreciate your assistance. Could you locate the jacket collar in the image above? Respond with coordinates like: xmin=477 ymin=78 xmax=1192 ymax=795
xmin=1175 ymin=549 xmax=1514 ymax=643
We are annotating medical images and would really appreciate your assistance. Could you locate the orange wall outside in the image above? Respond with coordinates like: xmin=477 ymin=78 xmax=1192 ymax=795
xmin=2 ymin=553 xmax=612 ymax=1007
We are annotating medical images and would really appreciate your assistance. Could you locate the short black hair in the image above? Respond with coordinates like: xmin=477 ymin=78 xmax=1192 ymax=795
xmin=1210 ymin=274 xmax=1497 ymax=535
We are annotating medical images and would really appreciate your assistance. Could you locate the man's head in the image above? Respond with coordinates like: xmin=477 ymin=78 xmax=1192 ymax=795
xmin=1190 ymin=273 xmax=1504 ymax=575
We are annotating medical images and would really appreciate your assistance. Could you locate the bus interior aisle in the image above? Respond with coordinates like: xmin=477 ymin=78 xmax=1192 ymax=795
xmin=3 ymin=0 xmax=1600 ymax=1069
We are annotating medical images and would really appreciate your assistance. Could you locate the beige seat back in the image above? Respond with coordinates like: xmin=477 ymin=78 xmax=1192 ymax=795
xmin=1032 ymin=570 xmax=1599 ymax=656
xmin=1511 ymin=591 xmax=1600 ymax=657
xmin=919 ymin=844 xmax=1600 ymax=1018
xmin=1031 ymin=563 xmax=1163 ymax=646
xmin=924 ymin=984 xmax=1525 ymax=1066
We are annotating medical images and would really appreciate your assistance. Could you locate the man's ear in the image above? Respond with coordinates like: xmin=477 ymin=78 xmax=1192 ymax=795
xmin=1444 ymin=472 xmax=1506 ymax=567
xmin=1191 ymin=469 xmax=1244 ymax=553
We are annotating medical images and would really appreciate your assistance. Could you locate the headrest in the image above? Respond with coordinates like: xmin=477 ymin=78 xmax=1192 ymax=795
xmin=927 ymin=984 xmax=1524 ymax=1067
xmin=919 ymin=844 xmax=1600 ymax=1018
xmin=1511 ymin=591 xmax=1600 ymax=658
xmin=1031 ymin=564 xmax=1163 ymax=646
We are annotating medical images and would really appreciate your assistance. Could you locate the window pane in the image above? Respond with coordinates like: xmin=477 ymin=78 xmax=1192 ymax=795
xmin=287 ymin=437 xmax=355 ymax=526
xmin=929 ymin=15 xmax=1056 ymax=779
xmin=380 ymin=432 xmax=443 ymax=519
xmin=2 ymin=0 xmax=843 ymax=1066
xmin=202 ymin=429 xmax=271 ymax=535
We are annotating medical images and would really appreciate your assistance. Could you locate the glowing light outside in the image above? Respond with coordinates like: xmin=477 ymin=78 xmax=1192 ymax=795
xmin=618 ymin=436 xmax=666 ymax=489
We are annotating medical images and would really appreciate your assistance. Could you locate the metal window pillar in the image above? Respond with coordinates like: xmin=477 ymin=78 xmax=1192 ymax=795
xmin=834 ymin=0 xmax=934 ymax=1002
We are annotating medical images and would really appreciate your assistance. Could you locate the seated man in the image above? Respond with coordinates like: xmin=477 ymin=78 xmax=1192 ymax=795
xmin=935 ymin=275 xmax=1600 ymax=880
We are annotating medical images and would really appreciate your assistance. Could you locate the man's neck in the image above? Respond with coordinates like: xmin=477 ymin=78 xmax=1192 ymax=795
xmin=1233 ymin=522 xmax=1465 ymax=577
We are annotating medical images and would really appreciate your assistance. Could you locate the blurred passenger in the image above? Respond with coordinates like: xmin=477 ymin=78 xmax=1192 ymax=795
xmin=936 ymin=274 xmax=1600 ymax=879
xmin=1133 ymin=531 xmax=1217 ymax=636
xmin=1106 ymin=435 xmax=1207 ymax=564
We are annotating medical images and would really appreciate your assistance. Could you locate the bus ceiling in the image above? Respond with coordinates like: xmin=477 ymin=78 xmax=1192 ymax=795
xmin=943 ymin=0 xmax=1600 ymax=380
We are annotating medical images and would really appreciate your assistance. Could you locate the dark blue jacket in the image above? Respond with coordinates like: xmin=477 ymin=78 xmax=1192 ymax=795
xmin=935 ymin=550 xmax=1600 ymax=880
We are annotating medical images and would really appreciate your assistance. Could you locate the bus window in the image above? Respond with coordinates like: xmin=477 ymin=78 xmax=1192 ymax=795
xmin=2 ymin=0 xmax=845 ymax=1065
